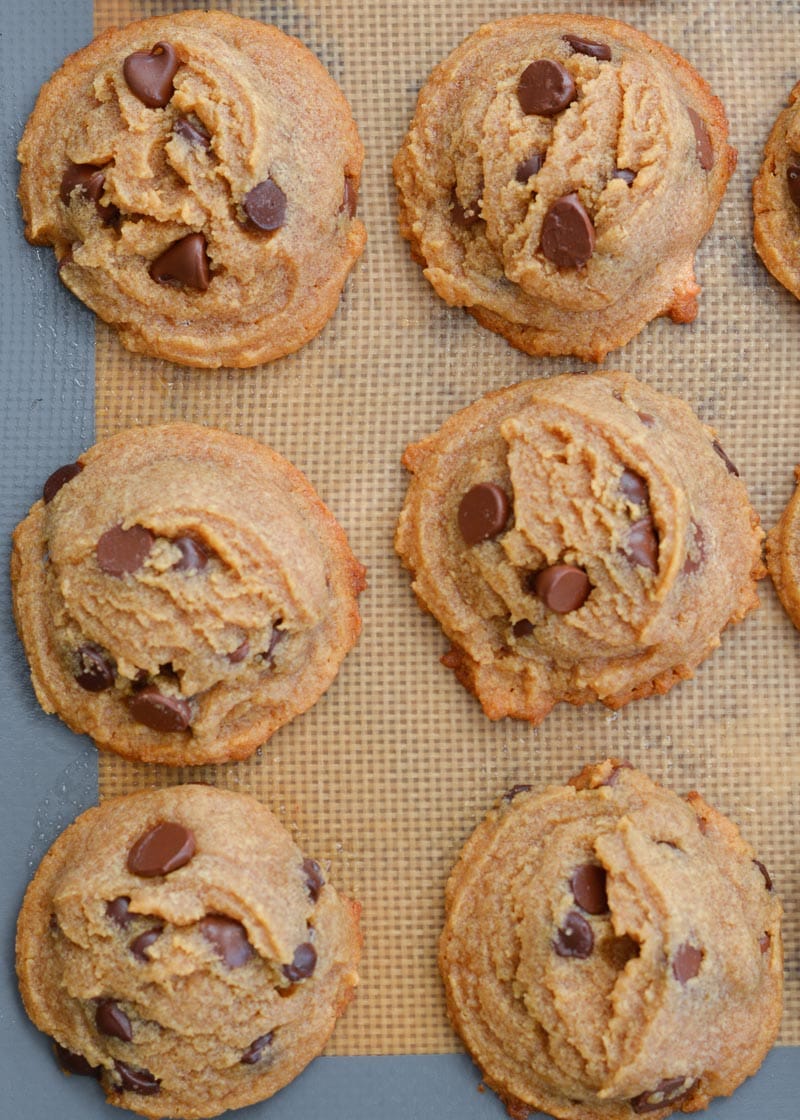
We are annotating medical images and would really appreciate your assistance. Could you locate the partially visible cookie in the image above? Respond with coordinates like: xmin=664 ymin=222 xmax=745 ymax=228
xmin=394 ymin=14 xmax=735 ymax=360
xmin=396 ymin=372 xmax=763 ymax=724
xmin=18 ymin=10 xmax=365 ymax=368
xmin=753 ymin=80 xmax=800 ymax=301
xmin=440 ymin=761 xmax=783 ymax=1120
xmin=766 ymin=464 xmax=800 ymax=627
xmin=11 ymin=423 xmax=365 ymax=765
xmin=17 ymin=784 xmax=361 ymax=1119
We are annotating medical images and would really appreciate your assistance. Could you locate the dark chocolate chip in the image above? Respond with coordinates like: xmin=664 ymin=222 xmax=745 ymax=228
xmin=96 ymin=999 xmax=133 ymax=1042
xmin=788 ymin=164 xmax=800 ymax=209
xmin=341 ymin=176 xmax=358 ymax=217
xmin=115 ymin=1061 xmax=161 ymax=1095
xmin=458 ymin=483 xmax=511 ymax=545
xmin=624 ymin=516 xmax=659 ymax=572
xmin=515 ymin=152 xmax=543 ymax=183
xmin=97 ymin=524 xmax=154 ymax=576
xmin=282 ymin=942 xmax=317 ymax=981
xmin=227 ymin=639 xmax=250 ymax=664
xmin=532 ymin=564 xmax=591 ymax=613
xmin=106 ymin=897 xmax=131 ymax=929
xmin=127 ymin=821 xmax=196 ymax=877
xmin=512 ymin=618 xmax=534 ymax=638
xmin=199 ymin=916 xmax=254 ymax=968
xmin=619 ymin=469 xmax=649 ymax=505
xmin=55 ymin=1043 xmax=101 ymax=1079
xmin=503 ymin=783 xmax=533 ymax=802
xmin=130 ymin=927 xmax=163 ymax=962
xmin=43 ymin=461 xmax=82 ymax=503
xmin=571 ymin=864 xmax=609 ymax=915
xmin=450 ymin=189 xmax=481 ymax=229
xmin=563 ymin=33 xmax=611 ymax=61
xmin=759 ymin=932 xmax=771 ymax=954
xmin=553 ymin=910 xmax=594 ymax=958
xmin=240 ymin=1031 xmax=274 ymax=1065
xmin=631 ymin=1078 xmax=695 ymax=1114
xmin=149 ymin=232 xmax=210 ymax=291
xmin=128 ymin=686 xmax=192 ymax=733
xmin=59 ymin=164 xmax=117 ymax=223
xmin=123 ymin=42 xmax=179 ymax=109
xmin=712 ymin=440 xmax=739 ymax=477
xmin=540 ymin=193 xmax=595 ymax=267
xmin=243 ymin=179 xmax=287 ymax=231
xmin=612 ymin=168 xmax=636 ymax=185
xmin=74 ymin=645 xmax=115 ymax=692
xmin=518 ymin=59 xmax=576 ymax=116
xmin=682 ymin=520 xmax=706 ymax=575
xmin=173 ymin=116 xmax=210 ymax=148
xmin=303 ymin=858 xmax=325 ymax=903
xmin=754 ymin=859 xmax=773 ymax=891
xmin=687 ymin=108 xmax=714 ymax=171
xmin=172 ymin=536 xmax=209 ymax=572
xmin=672 ymin=941 xmax=703 ymax=983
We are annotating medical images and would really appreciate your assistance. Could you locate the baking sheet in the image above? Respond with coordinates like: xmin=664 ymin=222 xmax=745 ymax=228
xmin=1 ymin=0 xmax=798 ymax=1115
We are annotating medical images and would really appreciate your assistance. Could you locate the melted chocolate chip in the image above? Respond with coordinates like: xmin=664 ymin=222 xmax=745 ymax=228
xmin=243 ymin=179 xmax=287 ymax=231
xmin=515 ymin=151 xmax=543 ymax=182
xmin=687 ymin=108 xmax=714 ymax=170
xmin=512 ymin=618 xmax=534 ymax=638
xmin=624 ymin=516 xmax=659 ymax=572
xmin=43 ymin=461 xmax=82 ymax=503
xmin=341 ymin=176 xmax=358 ymax=217
xmin=127 ymin=821 xmax=196 ymax=877
xmin=199 ymin=916 xmax=254 ymax=968
xmin=263 ymin=625 xmax=284 ymax=664
xmin=282 ymin=942 xmax=317 ymax=981
xmin=97 ymin=524 xmax=154 ymax=576
xmin=612 ymin=168 xmax=636 ymax=185
xmin=303 ymin=858 xmax=325 ymax=903
xmin=619 ymin=469 xmax=649 ymax=505
xmin=59 ymin=164 xmax=118 ymax=223
xmin=130 ymin=927 xmax=163 ymax=962
xmin=754 ymin=859 xmax=773 ymax=891
xmin=73 ymin=645 xmax=115 ymax=692
xmin=123 ymin=42 xmax=179 ymax=109
xmin=672 ymin=941 xmax=703 ymax=983
xmin=563 ymin=33 xmax=611 ymax=61
xmin=450 ymin=189 xmax=482 ymax=228
xmin=106 ymin=897 xmax=131 ymax=929
xmin=172 ymin=536 xmax=209 ymax=572
xmin=682 ymin=520 xmax=706 ymax=575
xmin=554 ymin=910 xmax=594 ymax=958
xmin=602 ymin=761 xmax=633 ymax=787
xmin=532 ymin=564 xmax=591 ymax=613
xmin=571 ymin=864 xmax=609 ymax=915
xmin=129 ymin=687 xmax=192 ymax=733
xmin=96 ymin=999 xmax=133 ymax=1042
xmin=55 ymin=1043 xmax=101 ymax=1079
xmin=150 ymin=232 xmax=210 ymax=291
xmin=631 ymin=1078 xmax=695 ymax=1114
xmin=173 ymin=117 xmax=211 ymax=149
xmin=540 ymin=193 xmax=595 ymax=267
xmin=458 ymin=483 xmax=511 ymax=545
xmin=241 ymin=1031 xmax=274 ymax=1065
xmin=518 ymin=59 xmax=576 ymax=116
xmin=227 ymin=639 xmax=250 ymax=664
xmin=503 ymin=783 xmax=533 ymax=802
xmin=712 ymin=440 xmax=739 ymax=477
xmin=115 ymin=1061 xmax=161 ymax=1095
xmin=788 ymin=165 xmax=800 ymax=208
xmin=637 ymin=411 xmax=655 ymax=428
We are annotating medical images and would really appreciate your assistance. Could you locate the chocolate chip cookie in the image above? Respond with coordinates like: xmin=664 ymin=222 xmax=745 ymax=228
xmin=18 ymin=9 xmax=365 ymax=368
xmin=11 ymin=423 xmax=365 ymax=765
xmin=17 ymin=784 xmax=361 ymax=1119
xmin=440 ymin=760 xmax=783 ymax=1120
xmin=766 ymin=464 xmax=800 ymax=628
xmin=396 ymin=372 xmax=763 ymax=724
xmin=394 ymin=14 xmax=735 ymax=360
xmin=753 ymin=79 xmax=800 ymax=301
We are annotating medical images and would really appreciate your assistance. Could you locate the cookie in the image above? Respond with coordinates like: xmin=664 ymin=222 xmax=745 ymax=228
xmin=16 ymin=784 xmax=361 ymax=1119
xmin=753 ymin=80 xmax=800 ymax=301
xmin=766 ymin=464 xmax=800 ymax=628
xmin=394 ymin=14 xmax=735 ymax=361
xmin=11 ymin=422 xmax=365 ymax=765
xmin=440 ymin=760 xmax=783 ymax=1120
xmin=396 ymin=372 xmax=763 ymax=724
xmin=17 ymin=10 xmax=365 ymax=368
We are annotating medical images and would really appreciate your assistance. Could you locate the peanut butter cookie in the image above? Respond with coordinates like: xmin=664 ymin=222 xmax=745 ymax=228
xmin=753 ymin=80 xmax=800 ymax=301
xmin=766 ymin=464 xmax=800 ymax=628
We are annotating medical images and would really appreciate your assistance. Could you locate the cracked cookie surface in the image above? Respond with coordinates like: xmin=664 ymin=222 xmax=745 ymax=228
xmin=17 ymin=784 xmax=361 ymax=1119
xmin=11 ymin=422 xmax=365 ymax=765
xmin=753 ymin=79 xmax=800 ymax=301
xmin=440 ymin=761 xmax=783 ymax=1120
xmin=18 ymin=10 xmax=365 ymax=368
xmin=394 ymin=14 xmax=735 ymax=360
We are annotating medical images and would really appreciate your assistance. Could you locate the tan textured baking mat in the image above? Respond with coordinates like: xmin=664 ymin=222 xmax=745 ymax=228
xmin=91 ymin=0 xmax=799 ymax=1052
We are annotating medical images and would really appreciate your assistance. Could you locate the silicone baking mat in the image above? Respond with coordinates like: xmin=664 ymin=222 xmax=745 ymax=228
xmin=60 ymin=0 xmax=800 ymax=1057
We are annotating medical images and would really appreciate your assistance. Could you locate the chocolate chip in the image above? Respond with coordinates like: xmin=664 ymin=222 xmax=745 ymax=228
xmin=512 ymin=618 xmax=534 ymax=638
xmin=173 ymin=116 xmax=210 ymax=148
xmin=243 ymin=179 xmax=287 ymax=231
xmin=503 ymin=783 xmax=533 ymax=802
xmin=114 ymin=1061 xmax=160 ymax=1095
xmin=532 ymin=564 xmax=591 ymax=613
xmin=631 ymin=1078 xmax=695 ymax=1114
xmin=59 ymin=163 xmax=118 ymax=223
xmin=687 ymin=108 xmax=714 ymax=171
xmin=43 ymin=461 xmax=82 ymax=503
xmin=619 ymin=469 xmax=649 ymax=505
xmin=450 ymin=189 xmax=481 ymax=228
xmin=554 ymin=911 xmax=594 ymax=958
xmin=129 ymin=687 xmax=192 ymax=733
xmin=563 ymin=33 xmax=611 ymax=61
xmin=172 ymin=536 xmax=209 ymax=572
xmin=123 ymin=42 xmax=179 ymax=109
xmin=198 ymin=916 xmax=254 ymax=968
xmin=97 ymin=524 xmax=154 ymax=576
xmin=54 ymin=1043 xmax=101 ymax=1079
xmin=682 ymin=520 xmax=706 ymax=575
xmin=571 ymin=864 xmax=609 ymax=915
xmin=754 ymin=859 xmax=773 ymax=891
xmin=130 ymin=927 xmax=163 ymax=962
xmin=612 ymin=168 xmax=636 ymax=185
xmin=515 ymin=152 xmax=543 ymax=182
xmin=283 ymin=942 xmax=317 ymax=981
xmin=602 ymin=760 xmax=633 ymax=786
xmin=149 ymin=232 xmax=210 ymax=291
xmin=672 ymin=941 xmax=703 ymax=983
xmin=127 ymin=821 xmax=196 ymax=877
xmin=263 ymin=624 xmax=284 ymax=665
xmin=96 ymin=999 xmax=133 ymax=1042
xmin=518 ymin=59 xmax=576 ymax=116
xmin=788 ymin=165 xmax=800 ymax=209
xmin=74 ymin=645 xmax=115 ymax=692
xmin=106 ymin=897 xmax=131 ymax=929
xmin=637 ymin=412 xmax=655 ymax=428
xmin=759 ymin=932 xmax=771 ymax=954
xmin=540 ymin=193 xmax=595 ymax=267
xmin=712 ymin=440 xmax=739 ymax=477
xmin=458 ymin=483 xmax=511 ymax=545
xmin=624 ymin=516 xmax=659 ymax=572
xmin=240 ymin=1032 xmax=274 ymax=1065
xmin=303 ymin=858 xmax=325 ymax=903
xmin=227 ymin=639 xmax=250 ymax=664
xmin=341 ymin=176 xmax=358 ymax=217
